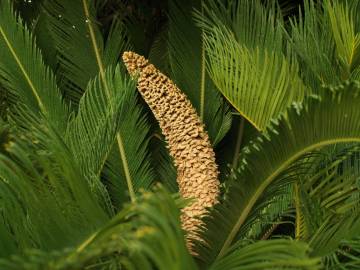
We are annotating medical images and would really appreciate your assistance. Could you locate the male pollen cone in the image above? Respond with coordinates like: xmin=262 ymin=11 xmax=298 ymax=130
xmin=122 ymin=51 xmax=220 ymax=252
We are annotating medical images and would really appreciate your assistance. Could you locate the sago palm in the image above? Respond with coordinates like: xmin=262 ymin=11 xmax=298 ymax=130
xmin=0 ymin=0 xmax=359 ymax=269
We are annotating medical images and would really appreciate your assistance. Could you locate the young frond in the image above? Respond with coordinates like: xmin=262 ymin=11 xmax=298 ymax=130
xmin=0 ymin=0 xmax=69 ymax=133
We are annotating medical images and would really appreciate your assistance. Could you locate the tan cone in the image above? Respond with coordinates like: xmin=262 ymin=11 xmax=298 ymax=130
xmin=122 ymin=51 xmax=220 ymax=252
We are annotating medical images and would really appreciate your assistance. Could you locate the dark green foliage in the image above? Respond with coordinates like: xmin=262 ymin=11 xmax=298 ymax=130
xmin=0 ymin=0 xmax=359 ymax=269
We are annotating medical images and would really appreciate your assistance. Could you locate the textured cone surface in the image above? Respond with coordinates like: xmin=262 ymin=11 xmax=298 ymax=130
xmin=122 ymin=51 xmax=220 ymax=251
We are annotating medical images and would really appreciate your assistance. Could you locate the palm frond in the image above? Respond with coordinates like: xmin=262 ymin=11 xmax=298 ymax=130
xmin=195 ymin=0 xmax=305 ymax=131
xmin=101 ymin=88 xmax=156 ymax=208
xmin=246 ymin=183 xmax=293 ymax=239
xmin=197 ymin=0 xmax=284 ymax=52
xmin=195 ymin=81 xmax=360 ymax=264
xmin=326 ymin=0 xmax=360 ymax=77
xmin=0 ymin=0 xmax=68 ymax=132
xmin=148 ymin=23 xmax=171 ymax=76
xmin=333 ymin=237 xmax=360 ymax=269
xmin=276 ymin=0 xmax=303 ymax=18
xmin=310 ymin=210 xmax=360 ymax=258
xmin=103 ymin=18 xmax=131 ymax=68
xmin=65 ymin=65 xmax=132 ymax=196
xmin=293 ymin=145 xmax=360 ymax=266
xmin=294 ymin=182 xmax=314 ymax=240
xmin=32 ymin=12 xmax=58 ymax=71
xmin=303 ymin=147 xmax=360 ymax=216
xmin=0 ymin=112 xmax=109 ymax=253
xmin=287 ymin=0 xmax=360 ymax=89
xmin=42 ymin=0 xmax=101 ymax=102
xmin=209 ymin=239 xmax=321 ymax=270
xmin=155 ymin=140 xmax=178 ymax=193
xmin=0 ymin=187 xmax=197 ymax=270
xmin=44 ymin=0 xmax=155 ymax=202
xmin=168 ymin=0 xmax=231 ymax=145
xmin=42 ymin=0 xmax=128 ymax=104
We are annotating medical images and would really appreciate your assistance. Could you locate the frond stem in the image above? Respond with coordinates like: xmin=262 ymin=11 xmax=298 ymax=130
xmin=294 ymin=182 xmax=301 ymax=239
xmin=116 ymin=133 xmax=136 ymax=202
xmin=82 ymin=0 xmax=110 ymax=100
xmin=200 ymin=9 xmax=206 ymax=121
xmin=232 ymin=117 xmax=245 ymax=169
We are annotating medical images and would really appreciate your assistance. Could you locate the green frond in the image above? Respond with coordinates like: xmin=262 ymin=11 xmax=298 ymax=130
xmin=197 ymin=0 xmax=284 ymax=53
xmin=148 ymin=23 xmax=171 ymax=76
xmin=0 ymin=0 xmax=69 ymax=132
xmin=101 ymin=89 xmax=156 ymax=208
xmin=168 ymin=0 xmax=231 ymax=145
xmin=103 ymin=19 xmax=130 ymax=68
xmin=288 ymin=1 xmax=333 ymax=89
xmin=65 ymin=65 xmax=131 ymax=187
xmin=195 ymin=81 xmax=360 ymax=264
xmin=196 ymin=0 xmax=305 ymax=131
xmin=155 ymin=140 xmax=178 ymax=193
xmin=145 ymin=131 xmax=178 ymax=194
xmin=246 ymin=184 xmax=293 ymax=239
xmin=43 ymin=0 xmax=100 ymax=100
xmin=32 ymin=12 xmax=58 ymax=71
xmin=287 ymin=0 xmax=360 ymax=88
xmin=334 ymin=237 xmax=360 ymax=269
xmin=294 ymin=182 xmax=315 ymax=241
xmin=0 ymin=114 xmax=108 ymax=253
xmin=44 ymin=0 xmax=154 ymax=202
xmin=310 ymin=210 xmax=360 ymax=258
xmin=65 ymin=63 xmax=155 ymax=207
xmin=209 ymin=239 xmax=321 ymax=270
xmin=43 ymin=0 xmax=128 ymax=104
xmin=0 ymin=187 xmax=197 ymax=270
xmin=292 ymin=145 xmax=360 ymax=265
xmin=202 ymin=28 xmax=305 ymax=131
xmin=326 ymin=0 xmax=360 ymax=77
xmin=304 ymin=147 xmax=360 ymax=215
xmin=276 ymin=0 xmax=303 ymax=18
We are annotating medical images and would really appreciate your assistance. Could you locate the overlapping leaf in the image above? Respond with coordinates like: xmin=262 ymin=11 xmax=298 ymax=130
xmin=43 ymin=0 xmax=128 ymax=103
xmin=288 ymin=0 xmax=360 ymax=88
xmin=294 ymin=145 xmax=360 ymax=266
xmin=0 ymin=0 xmax=68 ymax=133
xmin=65 ymin=65 xmax=132 ymax=188
xmin=196 ymin=0 xmax=305 ymax=131
xmin=195 ymin=82 xmax=360 ymax=265
xmin=44 ymin=0 xmax=155 ymax=202
xmin=0 ymin=187 xmax=197 ymax=270
xmin=209 ymin=239 xmax=321 ymax=270
xmin=0 ymin=114 xmax=108 ymax=253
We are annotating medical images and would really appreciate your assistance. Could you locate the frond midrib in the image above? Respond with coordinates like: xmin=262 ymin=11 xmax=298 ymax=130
xmin=81 ymin=0 xmax=135 ymax=202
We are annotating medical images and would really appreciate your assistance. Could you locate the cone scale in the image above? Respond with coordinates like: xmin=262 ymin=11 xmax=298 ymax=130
xmin=122 ymin=51 xmax=220 ymax=251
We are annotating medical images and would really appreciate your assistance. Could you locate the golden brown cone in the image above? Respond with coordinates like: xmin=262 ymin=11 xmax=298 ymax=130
xmin=122 ymin=51 xmax=220 ymax=252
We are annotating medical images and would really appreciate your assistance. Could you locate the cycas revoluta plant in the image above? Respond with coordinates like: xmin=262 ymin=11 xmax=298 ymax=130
xmin=0 ymin=0 xmax=359 ymax=269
